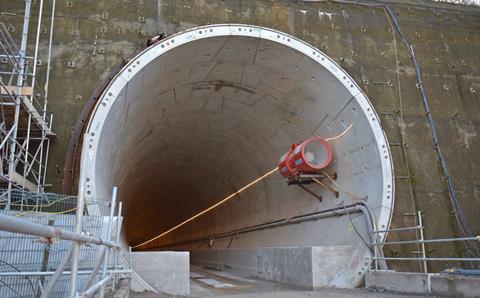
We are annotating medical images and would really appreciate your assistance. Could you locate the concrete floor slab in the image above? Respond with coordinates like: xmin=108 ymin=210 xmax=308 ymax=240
xmin=131 ymin=266 xmax=440 ymax=298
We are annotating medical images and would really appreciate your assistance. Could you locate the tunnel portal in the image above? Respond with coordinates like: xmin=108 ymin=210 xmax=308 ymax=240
xmin=79 ymin=24 xmax=394 ymax=288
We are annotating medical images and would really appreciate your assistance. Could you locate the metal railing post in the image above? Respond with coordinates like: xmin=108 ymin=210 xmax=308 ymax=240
xmin=69 ymin=134 xmax=89 ymax=297
xmin=373 ymin=223 xmax=379 ymax=271
xmin=418 ymin=210 xmax=428 ymax=273
xmin=112 ymin=201 xmax=123 ymax=292
xmin=99 ymin=186 xmax=117 ymax=298
xmin=83 ymin=246 xmax=107 ymax=291
xmin=30 ymin=0 xmax=43 ymax=96
xmin=41 ymin=243 xmax=74 ymax=298
xmin=129 ymin=246 xmax=132 ymax=271
xmin=44 ymin=0 xmax=55 ymax=107
xmin=128 ymin=245 xmax=133 ymax=290
xmin=6 ymin=0 xmax=31 ymax=209
xmin=35 ymin=219 xmax=54 ymax=298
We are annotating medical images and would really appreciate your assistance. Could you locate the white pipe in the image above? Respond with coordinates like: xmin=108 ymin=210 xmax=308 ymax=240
xmin=70 ymin=134 xmax=90 ymax=297
xmin=7 ymin=0 xmax=31 ymax=209
xmin=44 ymin=0 xmax=56 ymax=117
xmin=83 ymin=275 xmax=112 ymax=297
xmin=30 ymin=0 xmax=44 ymax=92
xmin=0 ymin=123 xmax=17 ymax=150
xmin=99 ymin=187 xmax=117 ymax=298
xmin=41 ymin=243 xmax=74 ymax=298
xmin=22 ymin=113 xmax=32 ymax=190
xmin=112 ymin=201 xmax=123 ymax=291
xmin=83 ymin=246 xmax=107 ymax=291
xmin=0 ymin=269 xmax=131 ymax=277
xmin=0 ymin=213 xmax=118 ymax=247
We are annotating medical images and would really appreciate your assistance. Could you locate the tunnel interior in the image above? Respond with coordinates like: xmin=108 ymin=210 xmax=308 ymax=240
xmin=82 ymin=25 xmax=393 ymax=254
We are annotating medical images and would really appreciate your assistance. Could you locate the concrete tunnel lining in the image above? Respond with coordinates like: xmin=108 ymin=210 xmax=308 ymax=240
xmin=80 ymin=24 xmax=394 ymax=285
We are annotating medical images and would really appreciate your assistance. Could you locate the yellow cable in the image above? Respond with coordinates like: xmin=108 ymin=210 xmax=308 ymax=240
xmin=133 ymin=167 xmax=278 ymax=249
xmin=3 ymin=195 xmax=75 ymax=208
xmin=324 ymin=123 xmax=353 ymax=142
xmin=15 ymin=207 xmax=78 ymax=217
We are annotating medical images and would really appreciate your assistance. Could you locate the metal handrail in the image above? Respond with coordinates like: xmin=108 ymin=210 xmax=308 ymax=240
xmin=373 ymin=236 xmax=480 ymax=246
xmin=0 ymin=269 xmax=131 ymax=277
xmin=373 ymin=225 xmax=422 ymax=234
xmin=0 ymin=213 xmax=119 ymax=248
xmin=371 ymin=210 xmax=480 ymax=272
xmin=373 ymin=257 xmax=480 ymax=262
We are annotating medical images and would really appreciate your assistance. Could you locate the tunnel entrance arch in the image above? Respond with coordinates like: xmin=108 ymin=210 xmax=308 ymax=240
xmin=79 ymin=24 xmax=394 ymax=287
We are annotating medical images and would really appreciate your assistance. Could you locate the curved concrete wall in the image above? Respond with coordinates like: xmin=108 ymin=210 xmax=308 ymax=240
xmin=80 ymin=24 xmax=394 ymax=285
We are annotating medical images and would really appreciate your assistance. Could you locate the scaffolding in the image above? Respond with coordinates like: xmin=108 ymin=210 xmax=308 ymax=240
xmin=0 ymin=0 xmax=54 ymax=208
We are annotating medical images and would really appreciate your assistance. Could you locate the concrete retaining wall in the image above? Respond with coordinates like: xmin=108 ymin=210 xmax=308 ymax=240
xmin=191 ymin=246 xmax=359 ymax=289
xmin=131 ymin=251 xmax=190 ymax=296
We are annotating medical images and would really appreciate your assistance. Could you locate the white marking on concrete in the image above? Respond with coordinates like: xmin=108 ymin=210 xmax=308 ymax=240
xmin=197 ymin=278 xmax=236 ymax=288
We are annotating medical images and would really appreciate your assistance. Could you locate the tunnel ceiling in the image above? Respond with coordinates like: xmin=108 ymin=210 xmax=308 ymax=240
xmin=80 ymin=24 xmax=394 ymax=249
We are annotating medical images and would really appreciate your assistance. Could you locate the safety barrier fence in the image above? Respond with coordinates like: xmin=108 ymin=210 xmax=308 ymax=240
xmin=372 ymin=211 xmax=480 ymax=273
xmin=0 ymin=187 xmax=131 ymax=298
